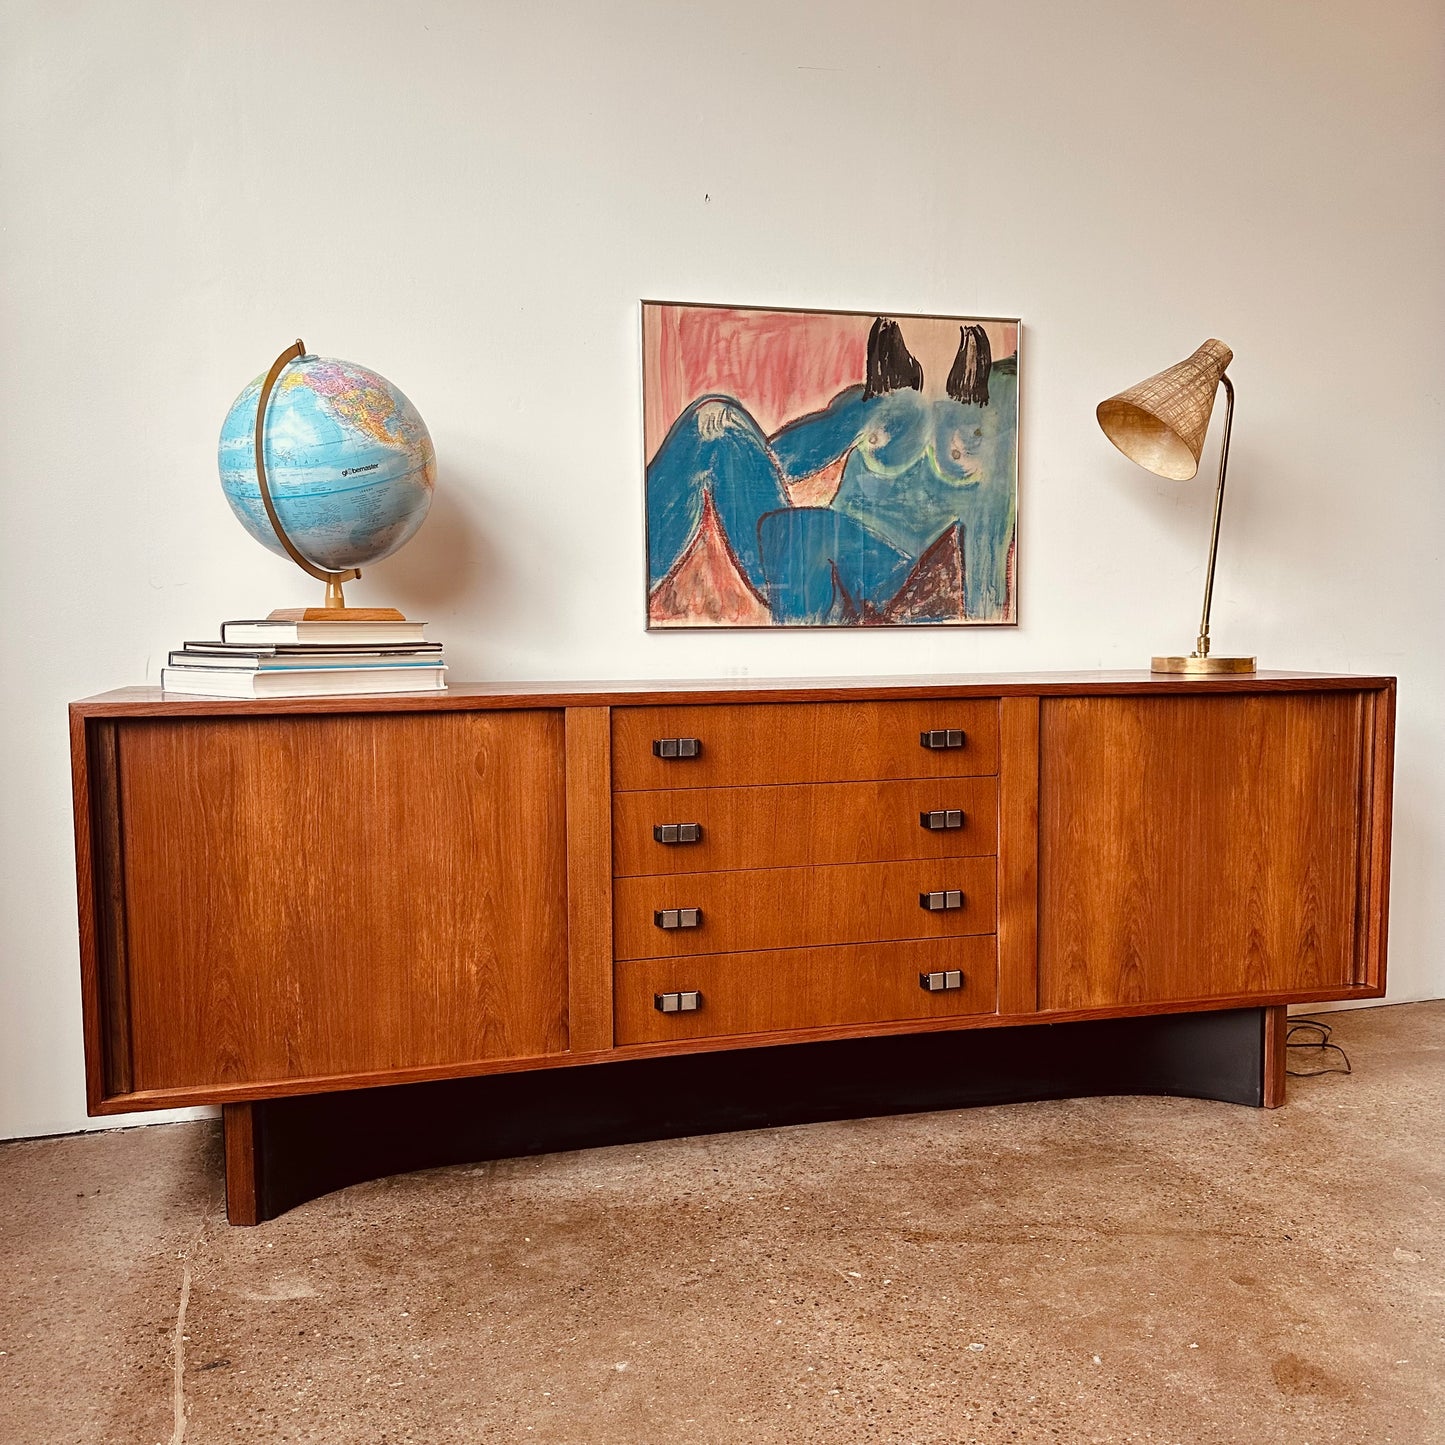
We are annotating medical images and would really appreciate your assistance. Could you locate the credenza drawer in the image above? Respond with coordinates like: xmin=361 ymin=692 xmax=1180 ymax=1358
xmin=612 ymin=699 xmax=999 ymax=791
xmin=614 ymin=856 xmax=998 ymax=959
xmin=614 ymin=938 xmax=999 ymax=1044
xmin=613 ymin=777 xmax=999 ymax=876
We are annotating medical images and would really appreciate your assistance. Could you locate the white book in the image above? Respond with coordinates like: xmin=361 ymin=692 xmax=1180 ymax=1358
xmin=160 ymin=666 xmax=448 ymax=699
xmin=220 ymin=618 xmax=429 ymax=646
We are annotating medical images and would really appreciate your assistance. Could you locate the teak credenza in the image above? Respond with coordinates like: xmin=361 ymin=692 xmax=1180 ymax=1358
xmin=70 ymin=672 xmax=1395 ymax=1223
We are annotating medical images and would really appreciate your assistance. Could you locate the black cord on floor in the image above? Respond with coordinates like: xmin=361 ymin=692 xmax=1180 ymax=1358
xmin=1286 ymin=1016 xmax=1353 ymax=1077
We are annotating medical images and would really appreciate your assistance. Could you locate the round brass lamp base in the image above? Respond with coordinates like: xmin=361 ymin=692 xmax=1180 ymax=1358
xmin=1151 ymin=654 xmax=1257 ymax=675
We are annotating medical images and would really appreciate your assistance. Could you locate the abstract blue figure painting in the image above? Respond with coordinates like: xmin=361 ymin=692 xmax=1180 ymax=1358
xmin=642 ymin=302 xmax=1020 ymax=628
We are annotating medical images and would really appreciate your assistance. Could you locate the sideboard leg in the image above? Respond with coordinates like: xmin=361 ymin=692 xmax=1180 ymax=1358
xmin=223 ymin=1102 xmax=263 ymax=1226
xmin=1262 ymin=1005 xmax=1289 ymax=1109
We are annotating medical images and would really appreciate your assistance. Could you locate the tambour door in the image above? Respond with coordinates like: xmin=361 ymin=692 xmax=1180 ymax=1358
xmin=110 ymin=710 xmax=570 ymax=1094
xmin=1038 ymin=692 xmax=1376 ymax=1009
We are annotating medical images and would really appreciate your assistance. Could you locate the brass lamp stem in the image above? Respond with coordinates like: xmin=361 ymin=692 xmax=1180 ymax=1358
xmin=1149 ymin=369 xmax=1254 ymax=674
xmin=1194 ymin=373 xmax=1235 ymax=659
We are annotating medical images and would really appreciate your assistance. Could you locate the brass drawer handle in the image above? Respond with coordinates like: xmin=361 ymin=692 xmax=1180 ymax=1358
xmin=919 ymin=889 xmax=965 ymax=912
xmin=654 ymin=907 xmax=702 ymax=930
xmin=654 ymin=990 xmax=703 ymax=1014
xmin=920 ymin=969 xmax=965 ymax=993
xmin=920 ymin=809 xmax=965 ymax=831
xmin=653 ymin=737 xmax=702 ymax=759
xmin=920 ymin=728 xmax=966 ymax=750
xmin=653 ymin=823 xmax=703 ymax=845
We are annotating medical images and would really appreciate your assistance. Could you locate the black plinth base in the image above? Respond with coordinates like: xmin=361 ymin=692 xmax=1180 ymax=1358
xmin=226 ymin=1008 xmax=1273 ymax=1224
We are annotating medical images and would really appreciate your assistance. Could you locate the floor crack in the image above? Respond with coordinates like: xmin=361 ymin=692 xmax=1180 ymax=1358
xmin=169 ymin=1195 xmax=215 ymax=1445
xmin=169 ymin=1255 xmax=192 ymax=1445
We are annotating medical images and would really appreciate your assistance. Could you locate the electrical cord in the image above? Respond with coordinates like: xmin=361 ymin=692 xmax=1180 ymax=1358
xmin=1286 ymin=1016 xmax=1353 ymax=1077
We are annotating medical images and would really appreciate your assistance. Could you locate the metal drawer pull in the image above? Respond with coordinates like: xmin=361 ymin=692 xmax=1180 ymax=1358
xmin=920 ymin=969 xmax=965 ymax=993
xmin=654 ymin=907 xmax=703 ymax=930
xmin=919 ymin=889 xmax=965 ymax=911
xmin=920 ymin=728 xmax=966 ymax=750
xmin=652 ymin=737 xmax=702 ymax=759
xmin=654 ymin=990 xmax=703 ymax=1014
xmin=653 ymin=823 xmax=703 ymax=845
xmin=920 ymin=809 xmax=965 ymax=831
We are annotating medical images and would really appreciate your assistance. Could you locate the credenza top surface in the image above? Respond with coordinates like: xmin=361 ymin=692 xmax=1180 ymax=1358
xmin=71 ymin=670 xmax=1396 ymax=719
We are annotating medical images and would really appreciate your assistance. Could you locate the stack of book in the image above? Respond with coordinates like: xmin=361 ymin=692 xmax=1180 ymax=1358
xmin=160 ymin=616 xmax=447 ymax=698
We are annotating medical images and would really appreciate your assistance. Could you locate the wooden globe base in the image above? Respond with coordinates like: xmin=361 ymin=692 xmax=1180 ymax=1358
xmin=265 ymin=572 xmax=406 ymax=623
xmin=267 ymin=606 xmax=408 ymax=622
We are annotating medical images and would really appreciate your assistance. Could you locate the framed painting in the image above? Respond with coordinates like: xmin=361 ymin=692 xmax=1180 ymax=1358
xmin=642 ymin=301 xmax=1020 ymax=629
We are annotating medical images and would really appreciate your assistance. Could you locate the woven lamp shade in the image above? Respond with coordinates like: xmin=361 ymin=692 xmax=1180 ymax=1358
xmin=1096 ymin=339 xmax=1233 ymax=481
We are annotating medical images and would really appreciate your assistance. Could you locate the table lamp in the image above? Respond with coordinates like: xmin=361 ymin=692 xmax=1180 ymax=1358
xmin=1096 ymin=339 xmax=1255 ymax=674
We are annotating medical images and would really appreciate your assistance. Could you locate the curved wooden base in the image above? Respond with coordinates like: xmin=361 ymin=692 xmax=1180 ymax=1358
xmin=223 ymin=1007 xmax=1285 ymax=1225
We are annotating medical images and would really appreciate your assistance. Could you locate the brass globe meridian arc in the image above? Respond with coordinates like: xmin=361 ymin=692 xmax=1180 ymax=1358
xmin=252 ymin=338 xmax=361 ymax=610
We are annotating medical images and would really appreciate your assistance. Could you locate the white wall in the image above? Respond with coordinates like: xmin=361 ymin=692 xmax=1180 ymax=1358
xmin=2 ymin=0 xmax=1441 ymax=1141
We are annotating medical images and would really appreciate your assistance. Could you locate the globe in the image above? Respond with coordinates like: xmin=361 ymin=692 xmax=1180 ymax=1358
xmin=218 ymin=352 xmax=435 ymax=574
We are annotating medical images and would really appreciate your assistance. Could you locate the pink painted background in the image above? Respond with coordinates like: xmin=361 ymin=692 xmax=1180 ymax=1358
xmin=642 ymin=304 xmax=1019 ymax=463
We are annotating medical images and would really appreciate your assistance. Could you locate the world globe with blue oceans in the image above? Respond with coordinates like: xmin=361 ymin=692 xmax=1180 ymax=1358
xmin=218 ymin=354 xmax=435 ymax=572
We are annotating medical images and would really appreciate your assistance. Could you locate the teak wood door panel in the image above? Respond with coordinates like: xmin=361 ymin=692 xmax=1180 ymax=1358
xmin=115 ymin=711 xmax=569 ymax=1091
xmin=612 ymin=777 xmax=999 ymax=877
xmin=614 ymin=937 xmax=999 ymax=1045
xmin=611 ymin=700 xmax=999 ymax=791
xmin=614 ymin=856 xmax=998 ymax=960
xmin=1038 ymin=693 xmax=1367 ymax=1010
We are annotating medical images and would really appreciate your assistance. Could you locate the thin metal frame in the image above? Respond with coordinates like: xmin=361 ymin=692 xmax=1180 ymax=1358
xmin=1195 ymin=374 xmax=1235 ymax=658
xmin=638 ymin=299 xmax=1023 ymax=632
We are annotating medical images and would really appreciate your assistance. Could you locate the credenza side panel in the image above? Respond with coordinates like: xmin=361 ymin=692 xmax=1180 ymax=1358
xmin=1038 ymin=692 xmax=1369 ymax=1010
xmin=114 ymin=710 xmax=570 ymax=1092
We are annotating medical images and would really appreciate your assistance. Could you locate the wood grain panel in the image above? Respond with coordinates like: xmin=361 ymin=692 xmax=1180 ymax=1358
xmin=89 ymin=724 xmax=136 ymax=1097
xmin=1357 ymin=683 xmax=1396 ymax=989
xmin=615 ymin=937 xmax=999 ymax=1044
xmin=614 ymin=856 xmax=998 ymax=959
xmin=74 ymin=672 xmax=1397 ymax=723
xmin=997 ymin=696 xmax=1040 ymax=1015
xmin=612 ymin=699 xmax=999 ymax=791
xmin=612 ymin=777 xmax=998 ymax=877
xmin=565 ymin=707 xmax=613 ymax=1053
xmin=117 ymin=711 xmax=570 ymax=1091
xmin=71 ymin=717 xmax=137 ymax=1104
xmin=70 ymin=712 xmax=109 ymax=1111
xmin=1039 ymin=693 xmax=1366 ymax=1010
xmin=223 ymin=1102 xmax=261 ymax=1226
xmin=1262 ymin=1006 xmax=1288 ymax=1109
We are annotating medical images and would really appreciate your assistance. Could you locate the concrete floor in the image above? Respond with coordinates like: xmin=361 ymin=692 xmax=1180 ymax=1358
xmin=2 ymin=1003 xmax=1442 ymax=1445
